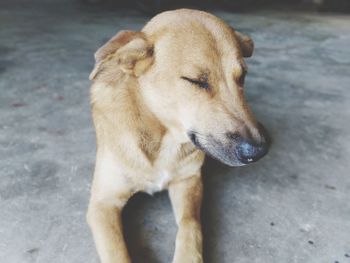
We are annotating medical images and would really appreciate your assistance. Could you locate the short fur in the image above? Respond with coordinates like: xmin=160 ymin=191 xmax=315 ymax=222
xmin=87 ymin=9 xmax=267 ymax=263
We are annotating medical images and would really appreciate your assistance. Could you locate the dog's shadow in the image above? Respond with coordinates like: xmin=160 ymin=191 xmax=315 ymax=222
xmin=122 ymin=156 xmax=230 ymax=263
xmin=123 ymin=191 xmax=174 ymax=263
xmin=201 ymin=157 xmax=232 ymax=263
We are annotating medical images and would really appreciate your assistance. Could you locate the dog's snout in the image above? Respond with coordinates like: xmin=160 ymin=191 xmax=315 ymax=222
xmin=235 ymin=141 xmax=268 ymax=164
xmin=226 ymin=123 xmax=270 ymax=165
xmin=237 ymin=123 xmax=270 ymax=164
xmin=257 ymin=122 xmax=271 ymax=146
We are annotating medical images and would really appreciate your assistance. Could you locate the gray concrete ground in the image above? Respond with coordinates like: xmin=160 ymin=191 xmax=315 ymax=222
xmin=1 ymin=1 xmax=350 ymax=263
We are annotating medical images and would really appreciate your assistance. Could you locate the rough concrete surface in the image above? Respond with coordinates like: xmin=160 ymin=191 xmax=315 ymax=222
xmin=0 ymin=1 xmax=350 ymax=263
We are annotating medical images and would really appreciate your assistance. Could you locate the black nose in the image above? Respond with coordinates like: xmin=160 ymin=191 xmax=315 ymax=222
xmin=231 ymin=122 xmax=270 ymax=164
xmin=235 ymin=140 xmax=268 ymax=164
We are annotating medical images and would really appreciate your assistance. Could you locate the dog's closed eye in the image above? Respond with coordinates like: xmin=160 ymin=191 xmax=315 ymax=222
xmin=181 ymin=76 xmax=210 ymax=90
xmin=237 ymin=72 xmax=246 ymax=86
xmin=235 ymin=68 xmax=247 ymax=87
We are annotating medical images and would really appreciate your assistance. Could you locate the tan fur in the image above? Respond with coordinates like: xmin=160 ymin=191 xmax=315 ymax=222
xmin=87 ymin=9 xmax=260 ymax=263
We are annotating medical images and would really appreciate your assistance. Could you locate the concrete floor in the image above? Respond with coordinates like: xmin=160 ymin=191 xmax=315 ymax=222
xmin=1 ymin=1 xmax=350 ymax=263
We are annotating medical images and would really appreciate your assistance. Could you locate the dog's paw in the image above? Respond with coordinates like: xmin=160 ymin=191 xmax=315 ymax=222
xmin=172 ymin=254 xmax=203 ymax=263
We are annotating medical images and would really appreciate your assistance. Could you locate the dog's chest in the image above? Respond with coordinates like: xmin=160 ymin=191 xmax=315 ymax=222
xmin=141 ymin=134 xmax=203 ymax=194
xmin=144 ymin=169 xmax=172 ymax=194
xmin=142 ymin=135 xmax=179 ymax=194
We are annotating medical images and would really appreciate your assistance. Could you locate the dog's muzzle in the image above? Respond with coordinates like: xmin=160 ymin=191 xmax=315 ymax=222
xmin=188 ymin=123 xmax=270 ymax=167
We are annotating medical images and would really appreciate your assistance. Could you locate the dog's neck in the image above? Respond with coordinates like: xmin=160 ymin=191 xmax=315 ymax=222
xmin=91 ymin=74 xmax=168 ymax=165
xmin=128 ymin=77 xmax=168 ymax=163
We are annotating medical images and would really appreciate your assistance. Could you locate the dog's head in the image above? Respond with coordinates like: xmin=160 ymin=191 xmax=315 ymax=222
xmin=90 ymin=9 xmax=269 ymax=167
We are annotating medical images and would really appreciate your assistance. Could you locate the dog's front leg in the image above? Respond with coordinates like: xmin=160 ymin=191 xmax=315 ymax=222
xmin=87 ymin=198 xmax=131 ymax=263
xmin=87 ymin=151 xmax=133 ymax=263
xmin=169 ymin=174 xmax=203 ymax=263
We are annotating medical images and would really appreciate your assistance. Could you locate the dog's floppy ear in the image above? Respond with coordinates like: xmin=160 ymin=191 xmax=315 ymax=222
xmin=234 ymin=31 xmax=254 ymax=58
xmin=90 ymin=30 xmax=154 ymax=80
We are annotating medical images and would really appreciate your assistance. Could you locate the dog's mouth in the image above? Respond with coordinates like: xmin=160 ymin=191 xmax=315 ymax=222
xmin=188 ymin=130 xmax=269 ymax=167
xmin=188 ymin=132 xmax=202 ymax=149
xmin=188 ymin=131 xmax=244 ymax=167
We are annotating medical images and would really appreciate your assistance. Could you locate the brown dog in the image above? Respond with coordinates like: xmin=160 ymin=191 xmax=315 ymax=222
xmin=87 ymin=9 xmax=269 ymax=263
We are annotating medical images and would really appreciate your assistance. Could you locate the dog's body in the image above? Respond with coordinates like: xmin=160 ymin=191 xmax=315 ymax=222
xmin=88 ymin=9 xmax=269 ymax=263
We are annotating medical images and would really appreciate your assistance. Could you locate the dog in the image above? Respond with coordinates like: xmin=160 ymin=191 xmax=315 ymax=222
xmin=87 ymin=9 xmax=269 ymax=263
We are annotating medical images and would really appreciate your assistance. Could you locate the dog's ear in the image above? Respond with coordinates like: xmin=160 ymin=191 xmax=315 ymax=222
xmin=90 ymin=30 xmax=154 ymax=80
xmin=234 ymin=31 xmax=254 ymax=58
